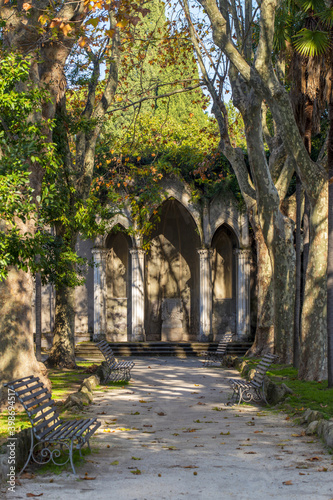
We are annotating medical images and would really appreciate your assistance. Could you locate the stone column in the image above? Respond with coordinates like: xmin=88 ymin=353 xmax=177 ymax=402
xmin=234 ymin=248 xmax=251 ymax=339
xmin=92 ymin=248 xmax=108 ymax=342
xmin=130 ymin=248 xmax=146 ymax=341
xmin=198 ymin=248 xmax=213 ymax=341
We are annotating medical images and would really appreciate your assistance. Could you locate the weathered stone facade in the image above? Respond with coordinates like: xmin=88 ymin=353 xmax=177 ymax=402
xmin=36 ymin=176 xmax=252 ymax=344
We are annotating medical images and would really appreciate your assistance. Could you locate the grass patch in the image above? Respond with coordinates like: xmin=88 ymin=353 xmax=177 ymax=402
xmin=267 ymin=364 xmax=333 ymax=419
xmin=0 ymin=411 xmax=30 ymax=443
xmin=237 ymin=358 xmax=333 ymax=419
xmin=37 ymin=445 xmax=95 ymax=475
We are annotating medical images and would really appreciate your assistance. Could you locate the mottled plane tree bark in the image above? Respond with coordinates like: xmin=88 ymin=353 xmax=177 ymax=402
xmin=182 ymin=0 xmax=295 ymax=361
xmin=192 ymin=0 xmax=328 ymax=379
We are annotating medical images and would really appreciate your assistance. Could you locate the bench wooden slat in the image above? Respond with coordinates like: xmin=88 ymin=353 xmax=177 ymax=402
xmin=26 ymin=393 xmax=53 ymax=410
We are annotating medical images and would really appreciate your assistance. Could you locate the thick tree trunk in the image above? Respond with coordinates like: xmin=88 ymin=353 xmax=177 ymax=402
xmin=0 ymin=267 xmax=50 ymax=403
xmin=299 ymin=188 xmax=328 ymax=380
xmin=243 ymin=96 xmax=295 ymax=364
xmin=328 ymin=93 xmax=333 ymax=387
xmin=247 ymin=212 xmax=274 ymax=356
xmin=46 ymin=286 xmax=76 ymax=369
xmin=294 ymin=175 xmax=301 ymax=368
xmin=45 ymin=228 xmax=78 ymax=369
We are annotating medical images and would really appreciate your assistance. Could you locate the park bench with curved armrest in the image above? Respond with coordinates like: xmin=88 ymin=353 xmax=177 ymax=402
xmin=228 ymin=353 xmax=278 ymax=405
xmin=96 ymin=340 xmax=135 ymax=382
xmin=4 ymin=375 xmax=101 ymax=475
xmin=201 ymin=332 xmax=233 ymax=366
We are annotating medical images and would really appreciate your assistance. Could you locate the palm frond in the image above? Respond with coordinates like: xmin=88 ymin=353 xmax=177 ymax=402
xmin=296 ymin=0 xmax=326 ymax=13
xmin=318 ymin=7 xmax=333 ymax=28
xmin=293 ymin=28 xmax=330 ymax=56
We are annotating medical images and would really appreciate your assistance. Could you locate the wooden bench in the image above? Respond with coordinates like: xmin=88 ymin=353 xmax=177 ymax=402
xmin=4 ymin=375 xmax=101 ymax=475
xmin=96 ymin=340 xmax=135 ymax=382
xmin=228 ymin=353 xmax=278 ymax=405
xmin=201 ymin=332 xmax=233 ymax=366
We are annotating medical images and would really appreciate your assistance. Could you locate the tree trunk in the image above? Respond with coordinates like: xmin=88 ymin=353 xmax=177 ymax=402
xmin=247 ymin=211 xmax=274 ymax=356
xmin=299 ymin=189 xmax=328 ymax=380
xmin=0 ymin=267 xmax=50 ymax=403
xmin=328 ymin=87 xmax=333 ymax=387
xmin=294 ymin=175 xmax=301 ymax=368
xmin=45 ymin=227 xmax=78 ymax=369
xmin=35 ymin=271 xmax=42 ymax=362
xmin=46 ymin=285 xmax=76 ymax=369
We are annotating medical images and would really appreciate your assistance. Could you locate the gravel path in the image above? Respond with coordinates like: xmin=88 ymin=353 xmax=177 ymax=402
xmin=7 ymin=357 xmax=333 ymax=500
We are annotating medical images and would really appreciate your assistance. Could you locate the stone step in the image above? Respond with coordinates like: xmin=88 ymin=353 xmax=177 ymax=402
xmin=75 ymin=341 xmax=253 ymax=360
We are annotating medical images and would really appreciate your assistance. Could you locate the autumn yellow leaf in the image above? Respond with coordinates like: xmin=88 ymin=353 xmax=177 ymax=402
xmin=22 ymin=2 xmax=32 ymax=11
xmin=60 ymin=23 xmax=72 ymax=36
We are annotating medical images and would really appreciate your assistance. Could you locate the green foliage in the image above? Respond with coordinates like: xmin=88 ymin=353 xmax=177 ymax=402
xmin=0 ymin=53 xmax=57 ymax=280
xmin=293 ymin=28 xmax=329 ymax=56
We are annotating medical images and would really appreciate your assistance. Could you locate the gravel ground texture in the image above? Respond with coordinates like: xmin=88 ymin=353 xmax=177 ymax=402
xmin=4 ymin=357 xmax=333 ymax=500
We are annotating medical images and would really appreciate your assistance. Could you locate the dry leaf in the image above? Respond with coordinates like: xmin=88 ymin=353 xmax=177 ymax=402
xmin=307 ymin=456 xmax=322 ymax=461
xmin=21 ymin=473 xmax=35 ymax=479
xmin=79 ymin=476 xmax=96 ymax=480
xmin=157 ymin=412 xmax=166 ymax=416
xmin=282 ymin=480 xmax=293 ymax=485
xmin=26 ymin=494 xmax=43 ymax=498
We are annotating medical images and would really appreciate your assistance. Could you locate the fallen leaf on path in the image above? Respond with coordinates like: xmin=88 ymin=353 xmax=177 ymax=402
xmin=317 ymin=467 xmax=328 ymax=472
xmin=157 ymin=412 xmax=166 ymax=416
xmin=143 ymin=425 xmax=152 ymax=427
xmin=244 ymin=451 xmax=257 ymax=454
xmin=191 ymin=392 xmax=199 ymax=394
xmin=254 ymin=431 xmax=263 ymax=434
xmin=307 ymin=456 xmax=322 ymax=461
xmin=299 ymin=472 xmax=306 ymax=475
xmin=282 ymin=481 xmax=293 ymax=485
xmin=197 ymin=402 xmax=206 ymax=405
xmin=139 ymin=400 xmax=147 ymax=403
xmin=26 ymin=495 xmax=43 ymax=498
xmin=21 ymin=473 xmax=35 ymax=479
xmin=291 ymin=432 xmax=305 ymax=437
xmin=220 ymin=432 xmax=230 ymax=436
xmin=130 ymin=469 xmax=141 ymax=475
xmin=111 ymin=461 xmax=119 ymax=465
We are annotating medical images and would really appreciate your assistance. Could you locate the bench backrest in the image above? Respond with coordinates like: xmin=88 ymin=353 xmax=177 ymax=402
xmin=96 ymin=340 xmax=117 ymax=365
xmin=251 ymin=354 xmax=278 ymax=389
xmin=216 ymin=332 xmax=233 ymax=354
xmin=4 ymin=375 xmax=60 ymax=441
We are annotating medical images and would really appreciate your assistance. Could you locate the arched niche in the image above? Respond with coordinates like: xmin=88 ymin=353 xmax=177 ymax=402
xmin=211 ymin=224 xmax=238 ymax=337
xmin=145 ymin=198 xmax=200 ymax=341
xmin=105 ymin=226 xmax=132 ymax=341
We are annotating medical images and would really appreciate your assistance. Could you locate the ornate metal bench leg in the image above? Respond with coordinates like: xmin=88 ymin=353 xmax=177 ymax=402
xmin=238 ymin=386 xmax=243 ymax=405
xmin=18 ymin=428 xmax=34 ymax=476
xmin=69 ymin=440 xmax=76 ymax=475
